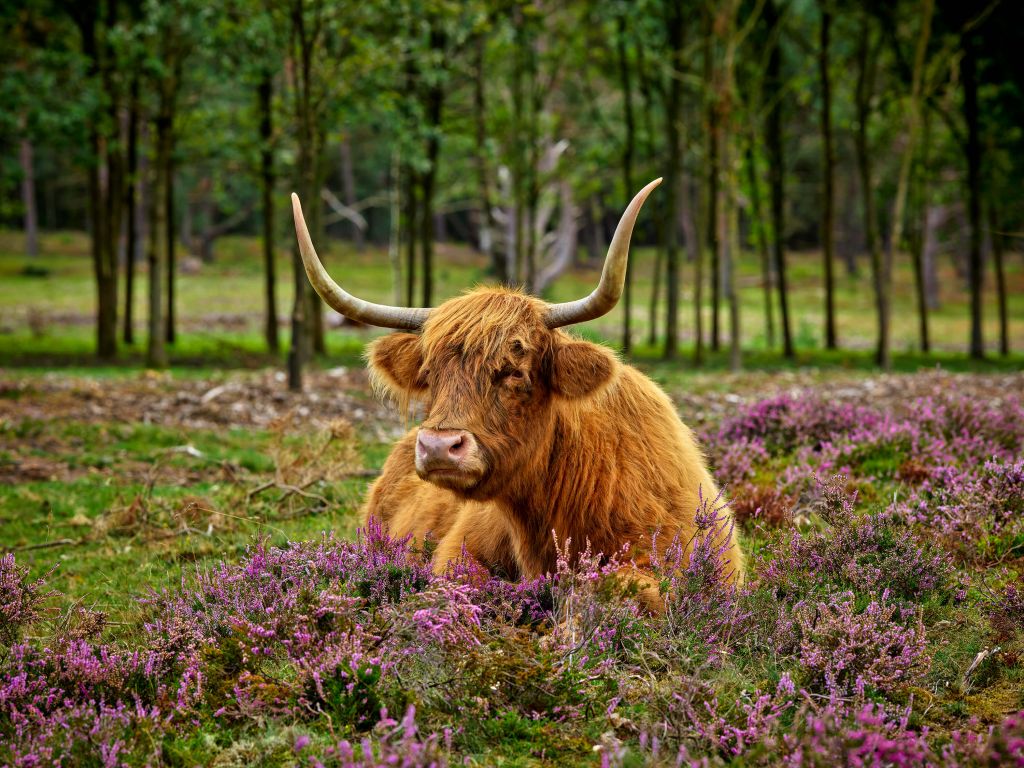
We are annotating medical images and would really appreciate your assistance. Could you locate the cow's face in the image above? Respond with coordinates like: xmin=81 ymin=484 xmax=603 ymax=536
xmin=367 ymin=288 xmax=616 ymax=499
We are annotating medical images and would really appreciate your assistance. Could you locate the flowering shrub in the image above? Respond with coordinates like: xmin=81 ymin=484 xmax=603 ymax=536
xmin=794 ymin=591 xmax=927 ymax=696
xmin=760 ymin=477 xmax=957 ymax=604
xmin=896 ymin=458 xmax=1024 ymax=564
xmin=0 ymin=553 xmax=51 ymax=647
xmin=1 ymin=388 xmax=1022 ymax=765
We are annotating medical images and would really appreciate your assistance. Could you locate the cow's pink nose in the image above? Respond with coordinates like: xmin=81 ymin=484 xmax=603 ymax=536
xmin=416 ymin=428 xmax=473 ymax=471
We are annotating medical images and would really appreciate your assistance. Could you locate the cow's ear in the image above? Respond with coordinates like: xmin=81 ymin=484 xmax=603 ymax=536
xmin=550 ymin=340 xmax=615 ymax=398
xmin=367 ymin=333 xmax=426 ymax=395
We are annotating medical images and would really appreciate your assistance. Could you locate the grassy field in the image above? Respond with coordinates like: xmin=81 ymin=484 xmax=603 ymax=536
xmin=0 ymin=229 xmax=1022 ymax=370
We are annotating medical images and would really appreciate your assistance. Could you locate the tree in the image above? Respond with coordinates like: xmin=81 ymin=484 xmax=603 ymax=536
xmin=961 ymin=26 xmax=983 ymax=360
xmin=763 ymin=0 xmax=793 ymax=359
xmin=818 ymin=0 xmax=836 ymax=350
xmin=661 ymin=0 xmax=685 ymax=360
xmin=141 ymin=1 xmax=203 ymax=367
xmin=854 ymin=8 xmax=888 ymax=369
xmin=68 ymin=0 xmax=123 ymax=361
xmin=616 ymin=11 xmax=636 ymax=354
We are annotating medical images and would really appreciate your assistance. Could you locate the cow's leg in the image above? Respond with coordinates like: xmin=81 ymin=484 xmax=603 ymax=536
xmin=431 ymin=503 xmax=518 ymax=579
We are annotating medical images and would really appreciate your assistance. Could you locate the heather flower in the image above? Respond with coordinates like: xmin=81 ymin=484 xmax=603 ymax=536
xmin=650 ymin=491 xmax=748 ymax=664
xmin=761 ymin=478 xmax=956 ymax=604
xmin=795 ymin=590 xmax=928 ymax=696
xmin=895 ymin=458 xmax=1024 ymax=564
xmin=0 ymin=553 xmax=51 ymax=646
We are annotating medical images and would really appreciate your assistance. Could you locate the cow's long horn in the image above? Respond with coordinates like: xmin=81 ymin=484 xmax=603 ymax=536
xmin=291 ymin=193 xmax=431 ymax=330
xmin=543 ymin=177 xmax=662 ymax=329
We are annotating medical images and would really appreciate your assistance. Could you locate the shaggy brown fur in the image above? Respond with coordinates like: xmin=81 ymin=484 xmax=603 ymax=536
xmin=363 ymin=287 xmax=744 ymax=608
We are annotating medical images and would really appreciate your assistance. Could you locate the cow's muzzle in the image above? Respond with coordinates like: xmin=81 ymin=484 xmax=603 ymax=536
xmin=415 ymin=428 xmax=482 ymax=487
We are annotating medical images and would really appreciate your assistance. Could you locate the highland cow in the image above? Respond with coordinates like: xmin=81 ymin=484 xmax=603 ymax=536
xmin=291 ymin=179 xmax=744 ymax=609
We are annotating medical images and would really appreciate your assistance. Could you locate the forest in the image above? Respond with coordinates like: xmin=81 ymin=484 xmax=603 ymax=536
xmin=2 ymin=0 xmax=1022 ymax=383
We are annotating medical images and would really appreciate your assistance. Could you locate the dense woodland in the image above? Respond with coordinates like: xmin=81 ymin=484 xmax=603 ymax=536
xmin=1 ymin=0 xmax=1022 ymax=388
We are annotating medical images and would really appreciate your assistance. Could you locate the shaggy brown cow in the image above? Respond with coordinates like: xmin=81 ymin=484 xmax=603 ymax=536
xmin=291 ymin=179 xmax=744 ymax=607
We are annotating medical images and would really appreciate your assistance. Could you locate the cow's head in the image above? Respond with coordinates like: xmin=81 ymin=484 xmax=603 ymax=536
xmin=291 ymin=179 xmax=661 ymax=500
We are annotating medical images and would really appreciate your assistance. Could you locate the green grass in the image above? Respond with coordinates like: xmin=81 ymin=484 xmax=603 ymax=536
xmin=0 ymin=228 xmax=1021 ymax=371
xmin=0 ymin=417 xmax=380 ymax=623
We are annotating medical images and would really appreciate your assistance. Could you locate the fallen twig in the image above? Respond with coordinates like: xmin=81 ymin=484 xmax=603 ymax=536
xmin=246 ymin=469 xmax=380 ymax=502
xmin=8 ymin=538 xmax=79 ymax=553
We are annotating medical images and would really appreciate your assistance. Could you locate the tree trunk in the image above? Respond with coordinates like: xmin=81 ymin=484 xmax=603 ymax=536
xmin=75 ymin=5 xmax=118 ymax=360
xmin=123 ymin=76 xmax=139 ymax=345
xmin=764 ymin=0 xmax=793 ymax=358
xmin=704 ymin=11 xmax=719 ymax=356
xmin=887 ymin=0 xmax=934 ymax=364
xmin=818 ymin=1 xmax=837 ymax=349
xmin=20 ymin=135 xmax=38 ymax=258
xmin=746 ymin=142 xmax=775 ymax=349
xmin=473 ymin=34 xmax=502 ymax=282
xmin=988 ymin=201 xmax=1008 ymax=356
xmin=388 ymin=151 xmax=403 ymax=306
xmin=962 ymin=30 xmax=984 ymax=359
xmin=855 ymin=13 xmax=888 ymax=369
xmin=405 ymin=168 xmax=418 ymax=307
xmin=662 ymin=2 xmax=684 ymax=360
xmin=719 ymin=0 xmax=741 ymax=371
xmin=147 ymin=112 xmax=171 ymax=369
xmin=910 ymin=115 xmax=931 ymax=353
xmin=420 ymin=25 xmax=445 ymax=309
xmin=617 ymin=14 xmax=636 ymax=354
xmin=636 ymin=41 xmax=664 ymax=349
xmin=258 ymin=75 xmax=279 ymax=353
xmin=165 ymin=154 xmax=176 ymax=344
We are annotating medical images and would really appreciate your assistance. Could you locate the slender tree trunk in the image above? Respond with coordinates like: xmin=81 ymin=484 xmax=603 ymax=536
xmin=511 ymin=8 xmax=527 ymax=285
xmin=20 ymin=135 xmax=38 ymax=258
xmin=887 ymin=0 xmax=934 ymax=366
xmin=420 ymin=25 xmax=445 ymax=309
xmin=123 ymin=76 xmax=139 ymax=344
xmin=746 ymin=142 xmax=775 ymax=349
xmin=818 ymin=1 xmax=837 ymax=349
xmin=147 ymin=113 xmax=171 ymax=369
xmin=765 ymin=0 xmax=793 ymax=358
xmin=288 ymin=0 xmax=314 ymax=390
xmin=962 ymin=30 xmax=984 ymax=359
xmin=649 ymin=227 xmax=664 ymax=348
xmin=988 ymin=201 xmax=1008 ymax=356
xmin=388 ymin=151 xmax=403 ymax=306
xmin=473 ymin=34 xmax=502 ymax=282
xmin=617 ymin=14 xmax=636 ymax=354
xmin=704 ymin=11 xmax=719 ymax=357
xmin=911 ymin=115 xmax=931 ymax=353
xmin=635 ymin=42 xmax=663 ymax=349
xmin=165 ymin=154 xmax=176 ymax=344
xmin=855 ymin=13 xmax=888 ymax=369
xmin=523 ymin=28 xmax=541 ymax=294
xmin=102 ymin=126 xmax=123 ymax=360
xmin=259 ymin=74 xmax=279 ymax=353
xmin=405 ymin=169 xmax=418 ymax=307
xmin=663 ymin=3 xmax=684 ymax=360
xmin=719 ymin=0 xmax=741 ymax=371
xmin=76 ymin=6 xmax=118 ymax=360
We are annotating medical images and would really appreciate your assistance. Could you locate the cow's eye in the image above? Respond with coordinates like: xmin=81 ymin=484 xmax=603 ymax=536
xmin=494 ymin=368 xmax=522 ymax=384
